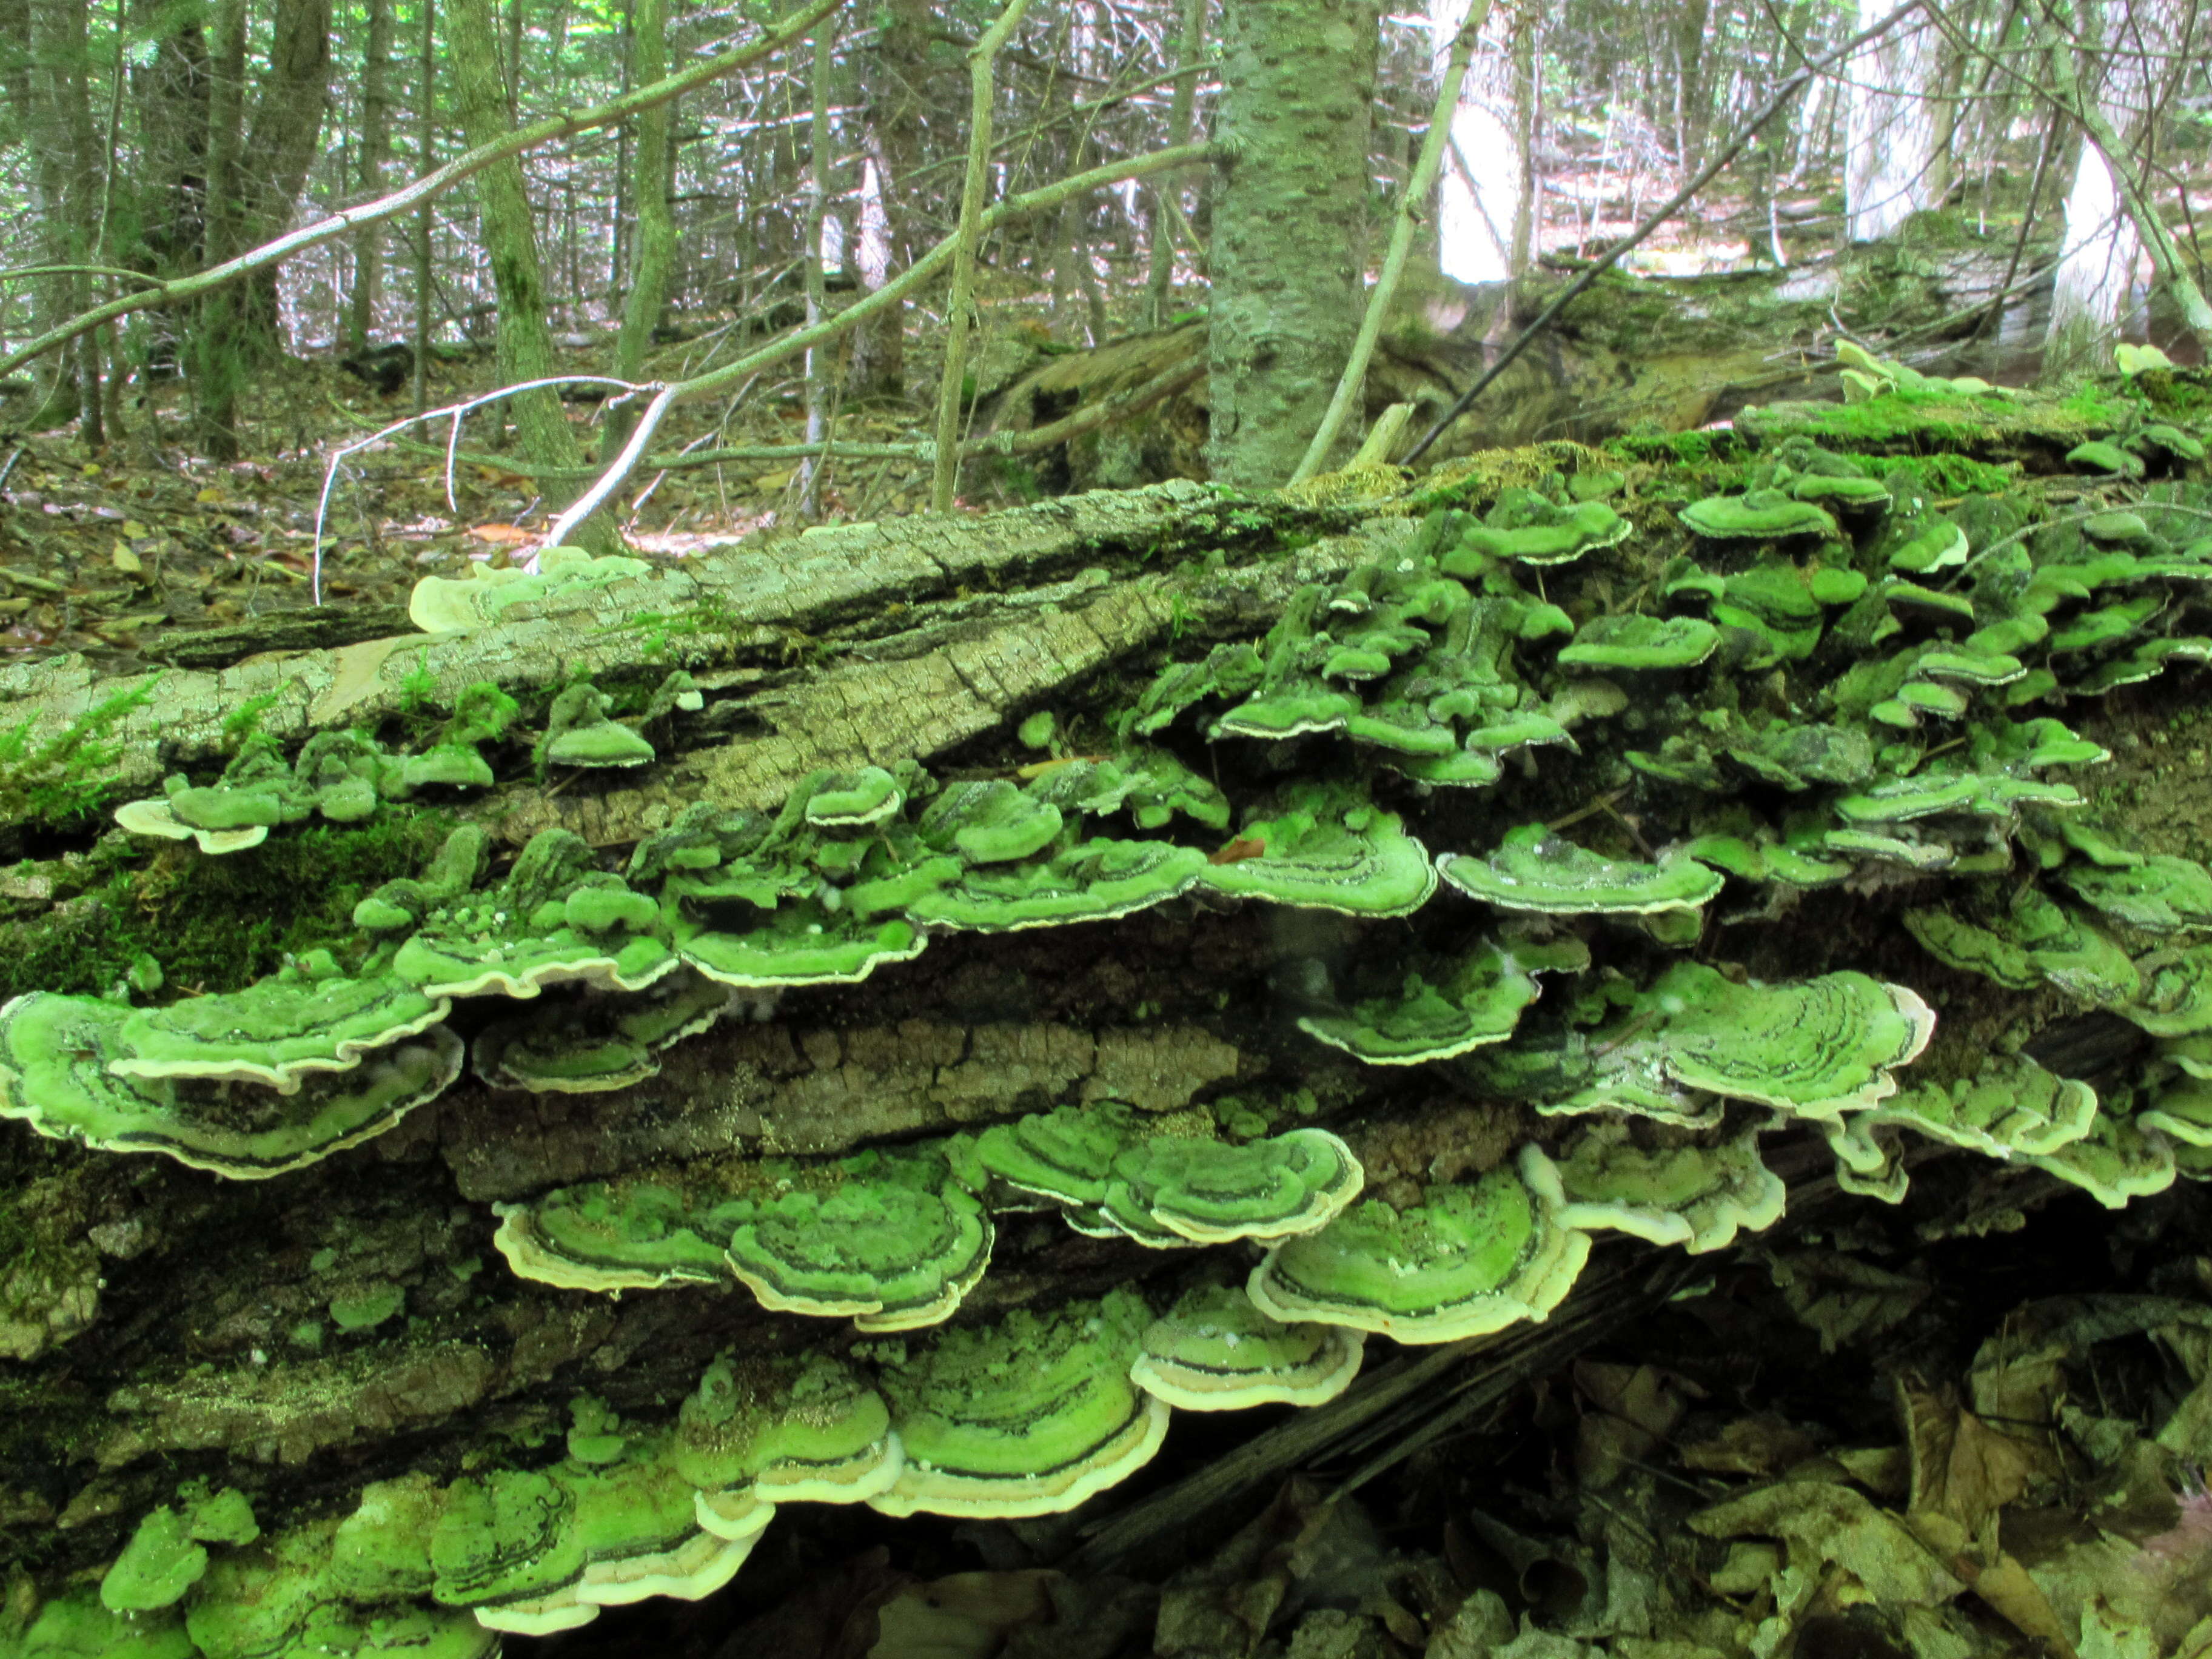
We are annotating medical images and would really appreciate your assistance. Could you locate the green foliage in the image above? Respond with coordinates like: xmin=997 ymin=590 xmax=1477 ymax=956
xmin=0 ymin=675 xmax=161 ymax=833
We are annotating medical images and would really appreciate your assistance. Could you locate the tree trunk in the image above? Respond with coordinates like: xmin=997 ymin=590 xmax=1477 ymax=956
xmin=21 ymin=0 xmax=89 ymax=431
xmin=848 ymin=0 xmax=934 ymax=403
xmin=1843 ymin=0 xmax=1948 ymax=243
xmin=347 ymin=0 xmax=395 ymax=355
xmin=1207 ymin=0 xmax=1379 ymax=487
xmin=1430 ymin=0 xmax=1520 ymax=286
xmin=603 ymin=0 xmax=679 ymax=458
xmin=447 ymin=0 xmax=612 ymax=546
xmin=190 ymin=0 xmax=247 ymax=458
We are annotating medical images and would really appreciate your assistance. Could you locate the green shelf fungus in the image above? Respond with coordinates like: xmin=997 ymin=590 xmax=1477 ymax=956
xmin=100 ymin=1506 xmax=209 ymax=1614
xmin=6 ymin=1595 xmax=198 ymax=1658
xmin=1885 ymin=520 xmax=1970 ymax=576
xmin=975 ymin=1100 xmax=1139 ymax=1207
xmin=471 ymin=974 xmax=737 ymax=1094
xmin=429 ymin=1436 xmax=749 ymax=1634
xmin=1101 ymin=1127 xmax=1363 ymax=1245
xmin=1861 ymin=1056 xmax=2093 ymax=1161
xmin=1818 ymin=1113 xmax=1911 ymax=1204
xmin=1128 ymin=1284 xmax=1365 ymax=1410
xmin=410 ymin=546 xmax=652 ymax=633
xmin=492 ymin=1175 xmax=743 ymax=1293
xmin=917 ymin=780 xmax=1064 ymax=864
xmin=674 ymin=1351 xmax=902 ymax=1507
xmin=1210 ymin=682 xmax=1362 ymax=741
xmin=106 ymin=965 xmax=449 ymax=1090
xmin=1297 ymin=937 xmax=1587 ymax=1064
xmin=1438 ymin=823 xmax=1724 ymax=917
xmin=2028 ymin=1108 xmax=2177 ymax=1208
xmin=803 ymin=766 xmax=905 ymax=828
xmin=1583 ymin=961 xmax=1934 ymax=1120
xmin=869 ymin=1290 xmax=1167 ymax=1518
xmin=670 ymin=900 xmax=927 ymax=988
xmin=327 ymin=1475 xmax=443 ymax=1603
xmin=1902 ymin=907 xmax=2042 ymax=989
xmin=1557 ymin=613 xmax=1721 ymax=672
xmin=722 ymin=1145 xmax=995 ymax=1330
xmin=1551 ymin=1119 xmax=1786 ymax=1253
xmin=1247 ymin=1145 xmax=1591 ymax=1343
xmin=0 ymin=991 xmax=463 ymax=1178
xmin=2062 ymin=855 xmax=2212 ymax=933
xmin=537 ymin=682 xmax=659 ymax=771
xmin=1444 ymin=497 xmax=1633 ymax=568
xmin=2065 ymin=440 xmax=2146 ymax=479
xmin=2140 ymin=1074 xmax=2212 ymax=1146
xmin=1678 ymin=489 xmax=1838 ymax=543
xmin=1196 ymin=784 xmax=1436 ymax=916
xmin=394 ymin=830 xmax=678 ymax=999
xmin=905 ymin=838 xmax=1209 ymax=933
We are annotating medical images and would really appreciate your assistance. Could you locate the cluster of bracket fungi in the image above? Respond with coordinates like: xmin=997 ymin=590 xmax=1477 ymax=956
xmin=13 ymin=354 xmax=2212 ymax=1657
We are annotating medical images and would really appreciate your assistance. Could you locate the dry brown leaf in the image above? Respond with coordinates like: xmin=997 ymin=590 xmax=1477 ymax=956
xmin=1898 ymin=1379 xmax=2053 ymax=1537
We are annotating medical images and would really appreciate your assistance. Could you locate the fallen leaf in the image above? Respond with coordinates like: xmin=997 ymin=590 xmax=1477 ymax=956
xmin=469 ymin=522 xmax=538 ymax=546
xmin=1208 ymin=837 xmax=1266 ymax=865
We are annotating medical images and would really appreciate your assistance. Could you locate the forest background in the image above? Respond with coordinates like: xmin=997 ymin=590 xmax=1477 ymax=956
xmin=1 ymin=0 xmax=2208 ymax=578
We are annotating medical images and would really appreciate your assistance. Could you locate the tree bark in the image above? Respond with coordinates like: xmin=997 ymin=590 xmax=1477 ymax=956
xmin=1207 ymin=0 xmax=1379 ymax=487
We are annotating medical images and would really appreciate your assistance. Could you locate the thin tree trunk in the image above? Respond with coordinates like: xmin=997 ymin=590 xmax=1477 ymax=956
xmin=799 ymin=18 xmax=839 ymax=515
xmin=448 ymin=0 xmax=613 ymax=547
xmin=412 ymin=0 xmax=435 ymax=412
xmin=348 ymin=0 xmax=394 ymax=352
xmin=1208 ymin=0 xmax=1379 ymax=486
xmin=604 ymin=0 xmax=680 ymax=458
xmin=192 ymin=0 xmax=247 ymax=458
xmin=930 ymin=0 xmax=1034 ymax=514
xmin=1143 ymin=0 xmax=1205 ymax=326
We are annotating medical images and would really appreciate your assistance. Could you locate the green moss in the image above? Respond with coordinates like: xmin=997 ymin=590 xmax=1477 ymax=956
xmin=0 ymin=811 xmax=449 ymax=1002
xmin=1857 ymin=452 xmax=2017 ymax=497
xmin=0 ymin=675 xmax=162 ymax=839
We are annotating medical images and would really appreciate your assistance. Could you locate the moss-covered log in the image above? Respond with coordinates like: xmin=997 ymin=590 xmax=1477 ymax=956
xmin=8 ymin=355 xmax=2212 ymax=1657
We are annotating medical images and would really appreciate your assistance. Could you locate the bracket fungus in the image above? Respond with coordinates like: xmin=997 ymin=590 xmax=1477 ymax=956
xmin=674 ymin=1352 xmax=902 ymax=1507
xmin=1297 ymin=937 xmax=1589 ymax=1065
xmin=868 ymin=1290 xmax=1168 ymax=1518
xmin=1570 ymin=961 xmax=1935 ymax=1121
xmin=1438 ymin=824 xmax=1724 ymax=917
xmin=409 ymin=545 xmax=652 ymax=633
xmin=720 ymin=1145 xmax=995 ymax=1330
xmin=0 ymin=991 xmax=462 ymax=1178
xmin=1195 ymin=783 xmax=1436 ymax=916
xmin=538 ymin=682 xmax=658 ymax=771
xmin=471 ymin=973 xmax=737 ymax=1094
xmin=1557 ymin=612 xmax=1721 ymax=672
xmin=1552 ymin=1119 xmax=1786 ymax=1253
xmin=1247 ymin=1145 xmax=1591 ymax=1342
xmin=1678 ymin=489 xmax=1840 ymax=543
xmin=392 ymin=829 xmax=677 ymax=998
xmin=1129 ymin=1283 xmax=1366 ymax=1410
xmin=1100 ymin=1126 xmax=1364 ymax=1245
